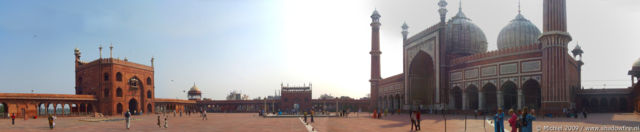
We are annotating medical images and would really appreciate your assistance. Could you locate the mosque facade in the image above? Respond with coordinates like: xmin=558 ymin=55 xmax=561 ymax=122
xmin=369 ymin=0 xmax=638 ymax=114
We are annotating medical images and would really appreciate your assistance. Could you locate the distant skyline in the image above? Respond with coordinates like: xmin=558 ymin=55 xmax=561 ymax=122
xmin=1 ymin=0 xmax=639 ymax=100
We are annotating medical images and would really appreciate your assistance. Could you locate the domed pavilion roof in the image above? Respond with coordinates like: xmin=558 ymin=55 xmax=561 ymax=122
xmin=445 ymin=8 xmax=488 ymax=55
xmin=497 ymin=13 xmax=541 ymax=49
xmin=188 ymin=83 xmax=201 ymax=94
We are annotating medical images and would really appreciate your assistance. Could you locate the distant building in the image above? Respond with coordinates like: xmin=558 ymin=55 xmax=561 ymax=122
xmin=319 ymin=94 xmax=334 ymax=100
xmin=226 ymin=91 xmax=243 ymax=100
xmin=187 ymin=83 xmax=202 ymax=101
xmin=279 ymin=84 xmax=312 ymax=112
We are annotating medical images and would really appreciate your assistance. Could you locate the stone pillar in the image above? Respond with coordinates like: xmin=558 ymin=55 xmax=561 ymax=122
xmin=45 ymin=104 xmax=49 ymax=115
xmin=462 ymin=92 xmax=468 ymax=110
xmin=53 ymin=104 xmax=57 ymax=115
xmin=479 ymin=91 xmax=485 ymax=111
xmin=497 ymin=91 xmax=504 ymax=110
xmin=518 ymin=89 xmax=524 ymax=109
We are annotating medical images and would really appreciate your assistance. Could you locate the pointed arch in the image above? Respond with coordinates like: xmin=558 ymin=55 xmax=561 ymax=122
xmin=482 ymin=83 xmax=498 ymax=111
xmin=522 ymin=79 xmax=541 ymax=109
xmin=116 ymin=72 xmax=123 ymax=81
xmin=103 ymin=72 xmax=110 ymax=81
xmin=466 ymin=85 xmax=479 ymax=110
xmin=501 ymin=81 xmax=518 ymax=110
xmin=408 ymin=51 xmax=436 ymax=108
xmin=116 ymin=87 xmax=123 ymax=97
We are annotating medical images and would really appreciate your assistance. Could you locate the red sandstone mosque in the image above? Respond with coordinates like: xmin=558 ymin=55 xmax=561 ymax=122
xmin=0 ymin=46 xmax=367 ymax=118
xmin=369 ymin=0 xmax=640 ymax=114
xmin=1 ymin=0 xmax=639 ymax=119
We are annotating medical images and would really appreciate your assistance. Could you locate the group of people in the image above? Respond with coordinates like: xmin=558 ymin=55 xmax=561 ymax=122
xmin=124 ymin=109 xmax=208 ymax=130
xmin=8 ymin=113 xmax=57 ymax=129
xmin=302 ymin=110 xmax=314 ymax=124
xmin=409 ymin=111 xmax=421 ymax=131
xmin=494 ymin=107 xmax=536 ymax=132
xmin=562 ymin=108 xmax=588 ymax=118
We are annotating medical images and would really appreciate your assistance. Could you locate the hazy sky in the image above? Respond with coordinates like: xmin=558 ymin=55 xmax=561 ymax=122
xmin=0 ymin=0 xmax=639 ymax=100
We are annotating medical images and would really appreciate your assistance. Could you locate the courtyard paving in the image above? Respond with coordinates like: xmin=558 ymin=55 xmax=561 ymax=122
xmin=0 ymin=112 xmax=638 ymax=131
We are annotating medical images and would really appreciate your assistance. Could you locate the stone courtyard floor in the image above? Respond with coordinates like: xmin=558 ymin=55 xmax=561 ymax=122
xmin=0 ymin=112 xmax=638 ymax=132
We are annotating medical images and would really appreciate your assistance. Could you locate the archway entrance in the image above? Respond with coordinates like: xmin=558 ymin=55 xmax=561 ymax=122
xmin=502 ymin=81 xmax=518 ymax=110
xmin=482 ymin=84 xmax=498 ymax=111
xmin=129 ymin=99 xmax=138 ymax=114
xmin=147 ymin=104 xmax=153 ymax=113
xmin=452 ymin=87 xmax=462 ymax=110
xmin=408 ymin=51 xmax=436 ymax=109
xmin=1 ymin=102 xmax=7 ymax=118
xmin=466 ymin=86 xmax=479 ymax=110
xmin=522 ymin=80 xmax=541 ymax=109
xmin=620 ymin=98 xmax=628 ymax=112
xmin=117 ymin=103 xmax=123 ymax=114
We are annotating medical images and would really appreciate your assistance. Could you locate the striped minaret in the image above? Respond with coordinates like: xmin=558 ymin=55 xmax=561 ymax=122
xmin=539 ymin=0 xmax=572 ymax=113
xmin=370 ymin=10 xmax=382 ymax=111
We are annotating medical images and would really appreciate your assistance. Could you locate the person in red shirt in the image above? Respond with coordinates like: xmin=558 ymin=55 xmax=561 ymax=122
xmin=10 ymin=113 xmax=16 ymax=125
xmin=508 ymin=109 xmax=518 ymax=132
xmin=415 ymin=111 xmax=421 ymax=130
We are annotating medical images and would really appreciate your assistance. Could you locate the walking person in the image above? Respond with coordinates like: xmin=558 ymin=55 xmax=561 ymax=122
xmin=125 ymin=110 xmax=132 ymax=130
xmin=383 ymin=109 xmax=388 ymax=117
xmin=164 ymin=116 xmax=169 ymax=128
xmin=494 ymin=108 xmax=505 ymax=132
xmin=157 ymin=116 xmax=162 ymax=128
xmin=372 ymin=109 xmax=377 ymax=118
xmin=202 ymin=110 xmax=207 ymax=120
xmin=415 ymin=110 xmax=421 ymax=130
xmin=507 ymin=109 xmax=517 ymax=132
xmin=475 ymin=109 xmax=479 ymax=119
xmin=521 ymin=108 xmax=536 ymax=132
xmin=582 ymin=108 xmax=587 ymax=118
xmin=410 ymin=111 xmax=416 ymax=131
xmin=180 ymin=111 xmax=182 ymax=117
xmin=10 ymin=113 xmax=15 ymax=125
xmin=47 ymin=114 xmax=55 ymax=129
xmin=310 ymin=110 xmax=315 ymax=123
xmin=303 ymin=111 xmax=308 ymax=123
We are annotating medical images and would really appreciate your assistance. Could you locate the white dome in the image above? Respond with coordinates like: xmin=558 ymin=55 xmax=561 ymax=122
xmin=497 ymin=13 xmax=541 ymax=49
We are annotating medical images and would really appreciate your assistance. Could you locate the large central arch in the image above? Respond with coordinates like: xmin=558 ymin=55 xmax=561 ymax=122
xmin=408 ymin=51 xmax=436 ymax=109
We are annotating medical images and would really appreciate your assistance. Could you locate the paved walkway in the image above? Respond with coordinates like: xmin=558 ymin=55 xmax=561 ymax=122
xmin=0 ymin=112 xmax=638 ymax=131
xmin=0 ymin=113 xmax=307 ymax=132
xmin=307 ymin=112 xmax=640 ymax=132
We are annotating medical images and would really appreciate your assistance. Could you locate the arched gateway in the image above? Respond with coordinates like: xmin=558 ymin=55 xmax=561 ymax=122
xmin=408 ymin=51 xmax=436 ymax=109
xmin=129 ymin=99 xmax=138 ymax=113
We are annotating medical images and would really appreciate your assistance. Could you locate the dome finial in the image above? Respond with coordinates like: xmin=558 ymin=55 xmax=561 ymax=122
xmin=518 ymin=0 xmax=521 ymax=14
xmin=458 ymin=0 xmax=462 ymax=12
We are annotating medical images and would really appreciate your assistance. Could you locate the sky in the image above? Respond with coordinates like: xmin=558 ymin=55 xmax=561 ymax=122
xmin=0 ymin=0 xmax=639 ymax=100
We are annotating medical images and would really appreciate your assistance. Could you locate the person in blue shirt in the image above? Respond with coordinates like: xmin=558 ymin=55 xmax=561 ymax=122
xmin=521 ymin=108 xmax=537 ymax=132
xmin=494 ymin=108 xmax=505 ymax=132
